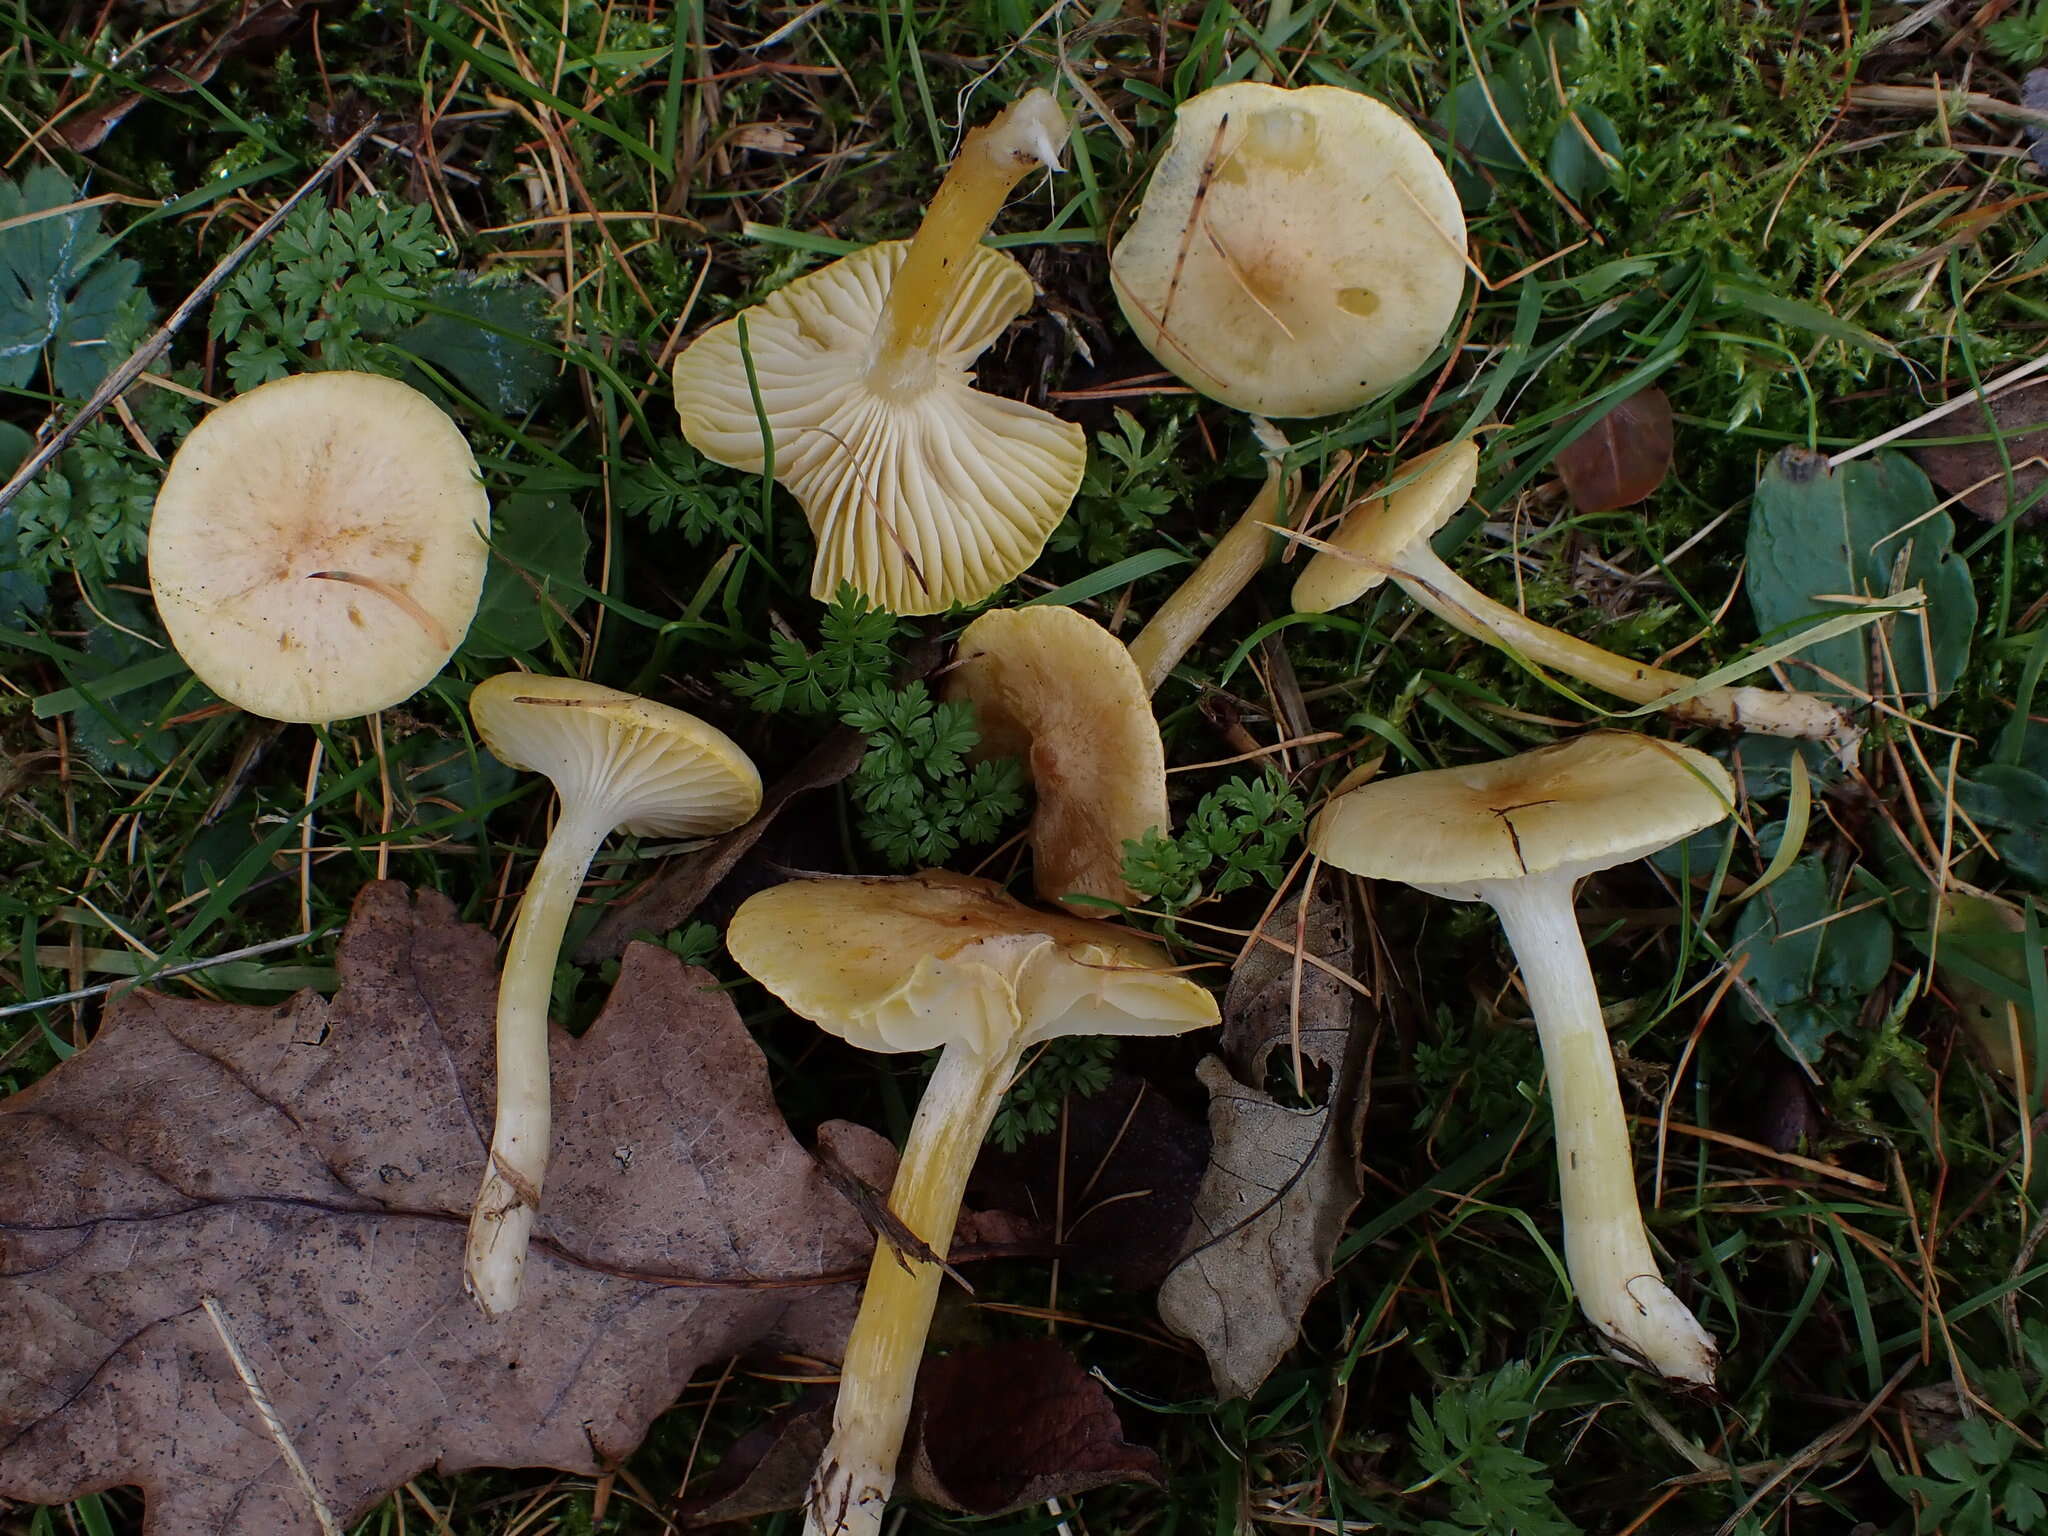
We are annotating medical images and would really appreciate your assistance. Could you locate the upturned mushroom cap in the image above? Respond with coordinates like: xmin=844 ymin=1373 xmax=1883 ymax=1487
xmin=1292 ymin=439 xmax=1479 ymax=613
xmin=1310 ymin=732 xmax=1734 ymax=899
xmin=944 ymin=605 xmax=1168 ymax=907
xmin=727 ymin=870 xmax=1218 ymax=1058
xmin=470 ymin=674 xmax=762 ymax=837
xmin=149 ymin=371 xmax=489 ymax=723
xmin=672 ymin=238 xmax=1085 ymax=616
xmin=1111 ymin=82 xmax=1467 ymax=418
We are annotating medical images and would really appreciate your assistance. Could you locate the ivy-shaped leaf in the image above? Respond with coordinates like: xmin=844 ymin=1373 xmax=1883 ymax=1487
xmin=1745 ymin=448 xmax=1976 ymax=707
xmin=0 ymin=167 xmax=153 ymax=397
xmin=1731 ymin=855 xmax=1894 ymax=1062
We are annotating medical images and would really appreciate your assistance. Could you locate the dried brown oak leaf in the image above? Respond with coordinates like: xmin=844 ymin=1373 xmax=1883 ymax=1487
xmin=1158 ymin=892 xmax=1368 ymax=1399
xmin=0 ymin=882 xmax=875 ymax=1535
xmin=681 ymin=1339 xmax=1160 ymax=1526
xmin=972 ymin=1072 xmax=1209 ymax=1290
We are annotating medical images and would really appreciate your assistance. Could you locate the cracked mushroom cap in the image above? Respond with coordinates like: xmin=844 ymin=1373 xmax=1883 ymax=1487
xmin=1309 ymin=732 xmax=1734 ymax=901
xmin=1111 ymin=82 xmax=1467 ymax=418
xmin=148 ymin=371 xmax=490 ymax=723
xmin=944 ymin=605 xmax=1168 ymax=908
xmin=469 ymin=674 xmax=762 ymax=838
xmin=1291 ymin=438 xmax=1479 ymax=613
xmin=672 ymin=240 xmax=1086 ymax=616
xmin=727 ymin=871 xmax=1218 ymax=1059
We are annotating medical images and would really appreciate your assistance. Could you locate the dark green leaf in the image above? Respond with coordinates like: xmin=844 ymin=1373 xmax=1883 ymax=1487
xmin=1956 ymin=766 xmax=2048 ymax=886
xmin=0 ymin=168 xmax=153 ymax=398
xmin=1745 ymin=448 xmax=1976 ymax=706
xmin=1546 ymin=107 xmax=1622 ymax=203
xmin=466 ymin=491 xmax=591 ymax=659
xmin=49 ymin=257 xmax=150 ymax=398
xmin=1731 ymin=856 xmax=1894 ymax=1061
xmin=398 ymin=278 xmax=556 ymax=414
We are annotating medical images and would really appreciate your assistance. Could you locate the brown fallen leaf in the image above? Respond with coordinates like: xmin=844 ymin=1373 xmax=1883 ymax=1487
xmin=972 ymin=1071 xmax=1209 ymax=1290
xmin=1555 ymin=386 xmax=1675 ymax=514
xmin=1157 ymin=892 xmax=1367 ymax=1399
xmin=1914 ymin=379 xmax=2048 ymax=527
xmin=0 ymin=882 xmax=878 ymax=1535
xmin=906 ymin=1339 xmax=1163 ymax=1513
xmin=680 ymin=1339 xmax=1160 ymax=1526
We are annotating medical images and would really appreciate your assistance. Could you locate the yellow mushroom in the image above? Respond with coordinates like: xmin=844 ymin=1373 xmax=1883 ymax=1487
xmin=673 ymin=91 xmax=1086 ymax=616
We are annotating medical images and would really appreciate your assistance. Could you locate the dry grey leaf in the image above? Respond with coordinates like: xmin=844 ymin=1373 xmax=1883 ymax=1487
xmin=681 ymin=1339 xmax=1160 ymax=1526
xmin=1157 ymin=893 xmax=1366 ymax=1398
xmin=0 ymin=882 xmax=877 ymax=1534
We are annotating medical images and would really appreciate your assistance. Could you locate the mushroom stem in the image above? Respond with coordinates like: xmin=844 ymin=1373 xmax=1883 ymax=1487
xmin=1129 ymin=461 xmax=1289 ymax=694
xmin=465 ymin=801 xmax=614 ymax=1318
xmin=805 ymin=1040 xmax=1014 ymax=1536
xmin=1395 ymin=542 xmax=1859 ymax=754
xmin=871 ymin=89 xmax=1070 ymax=378
xmin=1481 ymin=874 xmax=1718 ymax=1384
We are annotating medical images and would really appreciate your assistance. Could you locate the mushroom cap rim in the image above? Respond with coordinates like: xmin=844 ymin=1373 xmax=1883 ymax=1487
xmin=468 ymin=674 xmax=762 ymax=838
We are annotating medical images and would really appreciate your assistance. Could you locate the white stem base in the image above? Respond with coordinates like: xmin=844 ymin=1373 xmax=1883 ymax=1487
xmin=466 ymin=1167 xmax=539 ymax=1318
xmin=465 ymin=808 xmax=612 ymax=1320
xmin=1486 ymin=877 xmax=1718 ymax=1385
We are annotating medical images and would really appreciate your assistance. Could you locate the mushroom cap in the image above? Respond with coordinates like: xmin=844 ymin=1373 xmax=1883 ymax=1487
xmin=469 ymin=673 xmax=762 ymax=838
xmin=149 ymin=371 xmax=490 ymax=723
xmin=1309 ymin=732 xmax=1734 ymax=897
xmin=672 ymin=240 xmax=1085 ymax=616
xmin=1291 ymin=439 xmax=1479 ymax=613
xmin=727 ymin=870 xmax=1218 ymax=1058
xmin=944 ymin=605 xmax=1168 ymax=908
xmin=1110 ymin=82 xmax=1467 ymax=418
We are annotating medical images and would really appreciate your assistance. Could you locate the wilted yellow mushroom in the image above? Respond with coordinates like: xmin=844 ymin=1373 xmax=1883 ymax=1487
xmin=674 ymin=91 xmax=1086 ymax=616
xmin=728 ymin=872 xmax=1217 ymax=1536
xmin=1292 ymin=438 xmax=1861 ymax=751
xmin=944 ymin=604 xmax=1168 ymax=908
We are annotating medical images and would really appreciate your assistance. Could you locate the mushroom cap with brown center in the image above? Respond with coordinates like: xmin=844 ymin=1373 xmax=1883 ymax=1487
xmin=944 ymin=605 xmax=1168 ymax=908
xmin=1292 ymin=439 xmax=1479 ymax=613
xmin=727 ymin=870 xmax=1218 ymax=1058
xmin=149 ymin=371 xmax=490 ymax=723
xmin=1309 ymin=732 xmax=1734 ymax=898
xmin=469 ymin=673 xmax=762 ymax=838
xmin=672 ymin=240 xmax=1085 ymax=616
xmin=1111 ymin=82 xmax=1467 ymax=418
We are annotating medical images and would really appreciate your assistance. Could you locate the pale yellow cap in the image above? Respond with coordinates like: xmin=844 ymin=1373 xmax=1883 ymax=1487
xmin=149 ymin=371 xmax=489 ymax=723
xmin=727 ymin=871 xmax=1218 ymax=1058
xmin=1112 ymin=82 xmax=1466 ymax=418
xmin=1310 ymin=732 xmax=1734 ymax=897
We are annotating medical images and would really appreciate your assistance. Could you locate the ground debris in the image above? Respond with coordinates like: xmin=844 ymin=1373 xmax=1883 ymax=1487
xmin=0 ymin=882 xmax=878 ymax=1536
